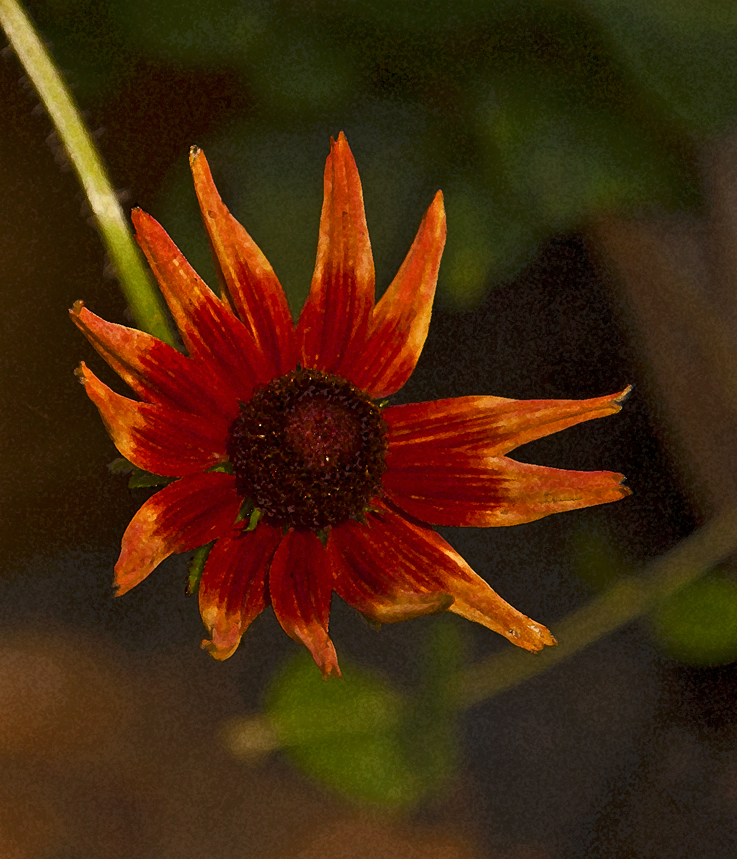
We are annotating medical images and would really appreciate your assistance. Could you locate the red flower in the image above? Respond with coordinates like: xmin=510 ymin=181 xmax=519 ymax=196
xmin=71 ymin=133 xmax=629 ymax=677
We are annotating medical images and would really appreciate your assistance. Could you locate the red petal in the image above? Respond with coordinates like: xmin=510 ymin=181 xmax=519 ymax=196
xmin=383 ymin=449 xmax=630 ymax=527
xmin=70 ymin=301 xmax=231 ymax=418
xmin=269 ymin=529 xmax=341 ymax=678
xmin=329 ymin=504 xmax=555 ymax=651
xmin=296 ymin=132 xmax=374 ymax=377
xmin=385 ymin=388 xmax=630 ymax=456
xmin=189 ymin=147 xmax=297 ymax=377
xmin=78 ymin=362 xmax=227 ymax=476
xmin=199 ymin=522 xmax=282 ymax=661
xmin=132 ymin=209 xmax=272 ymax=400
xmin=114 ymin=472 xmax=241 ymax=596
xmin=351 ymin=191 xmax=446 ymax=397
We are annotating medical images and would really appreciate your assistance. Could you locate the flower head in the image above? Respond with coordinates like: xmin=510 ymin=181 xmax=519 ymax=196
xmin=71 ymin=133 xmax=629 ymax=677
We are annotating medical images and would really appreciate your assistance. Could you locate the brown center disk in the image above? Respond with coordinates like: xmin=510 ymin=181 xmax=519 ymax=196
xmin=226 ymin=368 xmax=388 ymax=530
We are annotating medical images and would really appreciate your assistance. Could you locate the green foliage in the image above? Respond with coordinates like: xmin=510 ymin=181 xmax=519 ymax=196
xmin=265 ymin=618 xmax=463 ymax=808
xmin=26 ymin=0 xmax=725 ymax=304
xmin=588 ymin=0 xmax=737 ymax=133
xmin=185 ymin=542 xmax=212 ymax=596
xmin=107 ymin=457 xmax=174 ymax=488
xmin=652 ymin=574 xmax=737 ymax=666
xmin=266 ymin=655 xmax=420 ymax=808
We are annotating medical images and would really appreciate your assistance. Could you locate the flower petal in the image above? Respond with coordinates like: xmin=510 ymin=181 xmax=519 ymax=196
xmin=77 ymin=362 xmax=227 ymax=476
xmin=269 ymin=529 xmax=341 ymax=678
xmin=199 ymin=522 xmax=282 ymax=661
xmin=70 ymin=301 xmax=231 ymax=418
xmin=383 ymin=450 xmax=630 ymax=527
xmin=329 ymin=504 xmax=555 ymax=651
xmin=132 ymin=208 xmax=272 ymax=400
xmin=385 ymin=388 xmax=630 ymax=456
xmin=350 ymin=191 xmax=446 ymax=398
xmin=189 ymin=146 xmax=297 ymax=377
xmin=297 ymin=132 xmax=374 ymax=377
xmin=114 ymin=472 xmax=241 ymax=596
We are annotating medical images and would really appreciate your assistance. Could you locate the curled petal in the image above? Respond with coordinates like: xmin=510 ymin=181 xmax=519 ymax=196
xmin=70 ymin=301 xmax=230 ymax=418
xmin=385 ymin=387 xmax=631 ymax=456
xmin=132 ymin=208 xmax=272 ymax=400
xmin=115 ymin=473 xmax=241 ymax=596
xmin=190 ymin=147 xmax=297 ymax=377
xmin=351 ymin=190 xmax=446 ymax=398
xmin=200 ymin=522 xmax=282 ymax=661
xmin=330 ymin=504 xmax=554 ymax=651
xmin=78 ymin=362 xmax=227 ymax=476
xmin=269 ymin=530 xmax=341 ymax=678
xmin=383 ymin=450 xmax=630 ymax=527
xmin=297 ymin=132 xmax=375 ymax=377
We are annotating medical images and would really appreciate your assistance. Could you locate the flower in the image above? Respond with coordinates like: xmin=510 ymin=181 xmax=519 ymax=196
xmin=71 ymin=133 xmax=629 ymax=677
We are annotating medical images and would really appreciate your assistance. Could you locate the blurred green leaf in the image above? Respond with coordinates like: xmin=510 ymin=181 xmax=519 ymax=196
xmin=248 ymin=28 xmax=358 ymax=115
xmin=110 ymin=0 xmax=266 ymax=66
xmin=266 ymin=622 xmax=462 ymax=808
xmin=479 ymin=70 xmax=689 ymax=228
xmin=441 ymin=180 xmax=543 ymax=307
xmin=588 ymin=0 xmax=737 ymax=133
xmin=343 ymin=0 xmax=521 ymax=33
xmin=651 ymin=574 xmax=737 ymax=666
xmin=266 ymin=655 xmax=422 ymax=808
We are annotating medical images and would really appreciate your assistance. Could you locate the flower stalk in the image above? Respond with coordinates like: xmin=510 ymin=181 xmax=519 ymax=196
xmin=450 ymin=500 xmax=737 ymax=708
xmin=0 ymin=0 xmax=175 ymax=345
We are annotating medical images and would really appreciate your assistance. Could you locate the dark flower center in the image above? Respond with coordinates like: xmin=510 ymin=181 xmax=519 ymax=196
xmin=226 ymin=367 xmax=388 ymax=530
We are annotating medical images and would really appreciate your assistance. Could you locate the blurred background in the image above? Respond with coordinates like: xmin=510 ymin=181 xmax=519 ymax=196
xmin=2 ymin=0 xmax=737 ymax=856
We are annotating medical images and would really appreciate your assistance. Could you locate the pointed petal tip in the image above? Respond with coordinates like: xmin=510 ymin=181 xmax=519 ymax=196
xmin=301 ymin=633 xmax=342 ymax=679
xmin=614 ymin=384 xmax=634 ymax=406
xmin=189 ymin=144 xmax=202 ymax=163
xmin=501 ymin=617 xmax=557 ymax=652
xmin=112 ymin=575 xmax=136 ymax=598
xmin=320 ymin=654 xmax=342 ymax=680
xmin=69 ymin=299 xmax=84 ymax=317
xmin=201 ymin=631 xmax=241 ymax=662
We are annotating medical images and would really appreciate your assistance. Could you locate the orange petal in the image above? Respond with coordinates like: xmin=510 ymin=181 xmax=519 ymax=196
xmin=297 ymin=132 xmax=375 ymax=378
xmin=199 ymin=522 xmax=282 ymax=661
xmin=385 ymin=388 xmax=630 ymax=456
xmin=351 ymin=191 xmax=446 ymax=398
xmin=269 ymin=529 xmax=341 ymax=678
xmin=77 ymin=362 xmax=227 ymax=476
xmin=132 ymin=208 xmax=272 ymax=400
xmin=383 ymin=450 xmax=630 ymax=527
xmin=330 ymin=504 xmax=555 ymax=652
xmin=189 ymin=147 xmax=297 ymax=378
xmin=70 ymin=301 xmax=231 ymax=418
xmin=114 ymin=473 xmax=241 ymax=596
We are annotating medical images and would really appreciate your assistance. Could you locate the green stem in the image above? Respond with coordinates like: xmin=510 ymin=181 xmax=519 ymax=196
xmin=0 ymin=0 xmax=176 ymax=345
xmin=450 ymin=502 xmax=737 ymax=709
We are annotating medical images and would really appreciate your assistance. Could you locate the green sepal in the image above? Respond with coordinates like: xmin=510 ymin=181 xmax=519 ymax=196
xmin=207 ymin=461 xmax=234 ymax=475
xmin=186 ymin=542 xmax=213 ymax=595
xmin=108 ymin=457 xmax=175 ymax=489
xmin=234 ymin=498 xmax=255 ymax=525
xmin=315 ymin=528 xmax=329 ymax=547
xmin=245 ymin=508 xmax=262 ymax=532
